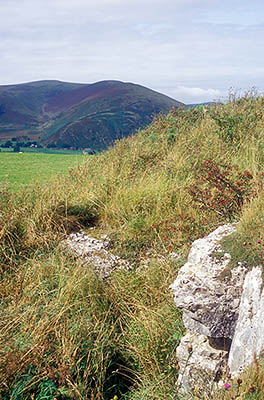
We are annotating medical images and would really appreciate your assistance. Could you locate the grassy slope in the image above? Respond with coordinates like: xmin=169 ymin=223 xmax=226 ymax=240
xmin=0 ymin=95 xmax=264 ymax=399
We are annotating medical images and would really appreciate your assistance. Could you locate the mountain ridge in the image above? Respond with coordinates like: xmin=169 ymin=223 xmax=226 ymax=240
xmin=0 ymin=79 xmax=184 ymax=150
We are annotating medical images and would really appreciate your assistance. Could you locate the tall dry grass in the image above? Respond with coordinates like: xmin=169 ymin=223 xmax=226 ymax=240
xmin=1 ymin=94 xmax=264 ymax=398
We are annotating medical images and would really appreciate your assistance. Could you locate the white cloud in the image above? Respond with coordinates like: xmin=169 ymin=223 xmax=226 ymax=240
xmin=0 ymin=0 xmax=263 ymax=103
xmin=156 ymin=86 xmax=224 ymax=104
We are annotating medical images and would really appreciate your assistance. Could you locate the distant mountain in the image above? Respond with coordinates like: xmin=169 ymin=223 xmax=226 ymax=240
xmin=0 ymin=80 xmax=184 ymax=150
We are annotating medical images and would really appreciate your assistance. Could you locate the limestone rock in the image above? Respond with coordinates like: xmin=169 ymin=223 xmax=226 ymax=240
xmin=170 ymin=224 xmax=246 ymax=338
xmin=65 ymin=230 xmax=132 ymax=278
xmin=176 ymin=331 xmax=228 ymax=394
xmin=228 ymin=267 xmax=264 ymax=376
xmin=170 ymin=223 xmax=264 ymax=390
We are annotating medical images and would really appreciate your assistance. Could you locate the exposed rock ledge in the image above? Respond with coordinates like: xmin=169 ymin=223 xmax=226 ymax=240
xmin=170 ymin=224 xmax=264 ymax=392
xmin=65 ymin=230 xmax=132 ymax=278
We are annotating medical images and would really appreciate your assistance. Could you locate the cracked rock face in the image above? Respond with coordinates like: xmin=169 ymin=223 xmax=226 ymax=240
xmin=170 ymin=224 xmax=247 ymax=392
xmin=170 ymin=224 xmax=246 ymax=339
xmin=65 ymin=230 xmax=132 ymax=278
xmin=228 ymin=266 xmax=264 ymax=377
xmin=176 ymin=331 xmax=228 ymax=394
xmin=170 ymin=223 xmax=264 ymax=391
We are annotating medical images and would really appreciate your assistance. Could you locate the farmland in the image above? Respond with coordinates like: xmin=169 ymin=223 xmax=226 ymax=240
xmin=0 ymin=152 xmax=85 ymax=187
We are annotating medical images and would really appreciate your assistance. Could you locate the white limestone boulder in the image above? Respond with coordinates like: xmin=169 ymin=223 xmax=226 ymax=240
xmin=170 ymin=224 xmax=246 ymax=339
xmin=228 ymin=266 xmax=264 ymax=376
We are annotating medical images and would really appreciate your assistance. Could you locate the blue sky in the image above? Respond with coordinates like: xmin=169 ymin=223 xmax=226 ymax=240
xmin=0 ymin=0 xmax=263 ymax=103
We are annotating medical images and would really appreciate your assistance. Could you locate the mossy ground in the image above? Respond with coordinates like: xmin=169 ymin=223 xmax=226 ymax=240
xmin=1 ymin=93 xmax=264 ymax=399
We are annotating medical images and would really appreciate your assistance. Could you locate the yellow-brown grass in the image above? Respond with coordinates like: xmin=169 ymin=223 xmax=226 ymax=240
xmin=1 ymin=94 xmax=264 ymax=399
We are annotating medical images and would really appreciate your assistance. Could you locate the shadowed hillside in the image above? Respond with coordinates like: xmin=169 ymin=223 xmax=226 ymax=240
xmin=0 ymin=80 xmax=183 ymax=150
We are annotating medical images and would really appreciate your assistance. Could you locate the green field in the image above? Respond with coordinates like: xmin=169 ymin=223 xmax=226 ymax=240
xmin=0 ymin=152 xmax=84 ymax=186
xmin=0 ymin=146 xmax=83 ymax=155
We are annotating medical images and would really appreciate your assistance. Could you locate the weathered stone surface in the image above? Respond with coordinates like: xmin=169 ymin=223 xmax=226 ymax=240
xmin=228 ymin=267 xmax=264 ymax=377
xmin=170 ymin=224 xmax=264 ymax=391
xmin=176 ymin=331 xmax=228 ymax=394
xmin=65 ymin=230 xmax=132 ymax=278
xmin=170 ymin=224 xmax=246 ymax=338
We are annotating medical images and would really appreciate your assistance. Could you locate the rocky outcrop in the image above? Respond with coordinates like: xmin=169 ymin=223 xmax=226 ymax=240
xmin=176 ymin=332 xmax=228 ymax=394
xmin=65 ymin=230 xmax=132 ymax=278
xmin=170 ymin=224 xmax=246 ymax=339
xmin=228 ymin=266 xmax=264 ymax=377
xmin=170 ymin=224 xmax=264 ymax=391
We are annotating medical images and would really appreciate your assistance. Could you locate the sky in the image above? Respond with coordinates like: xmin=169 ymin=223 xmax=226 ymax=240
xmin=0 ymin=0 xmax=263 ymax=104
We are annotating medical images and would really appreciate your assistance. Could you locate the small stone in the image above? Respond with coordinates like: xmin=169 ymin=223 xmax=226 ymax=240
xmin=169 ymin=252 xmax=179 ymax=259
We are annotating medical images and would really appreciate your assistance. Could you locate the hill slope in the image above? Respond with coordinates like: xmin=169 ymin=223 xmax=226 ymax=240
xmin=0 ymin=80 xmax=183 ymax=150
xmin=1 ymin=95 xmax=264 ymax=399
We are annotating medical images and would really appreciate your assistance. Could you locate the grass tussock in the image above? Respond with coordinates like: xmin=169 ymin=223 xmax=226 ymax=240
xmin=1 ymin=93 xmax=264 ymax=398
xmin=0 ymin=251 xmax=183 ymax=399
xmin=220 ymin=191 xmax=264 ymax=274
